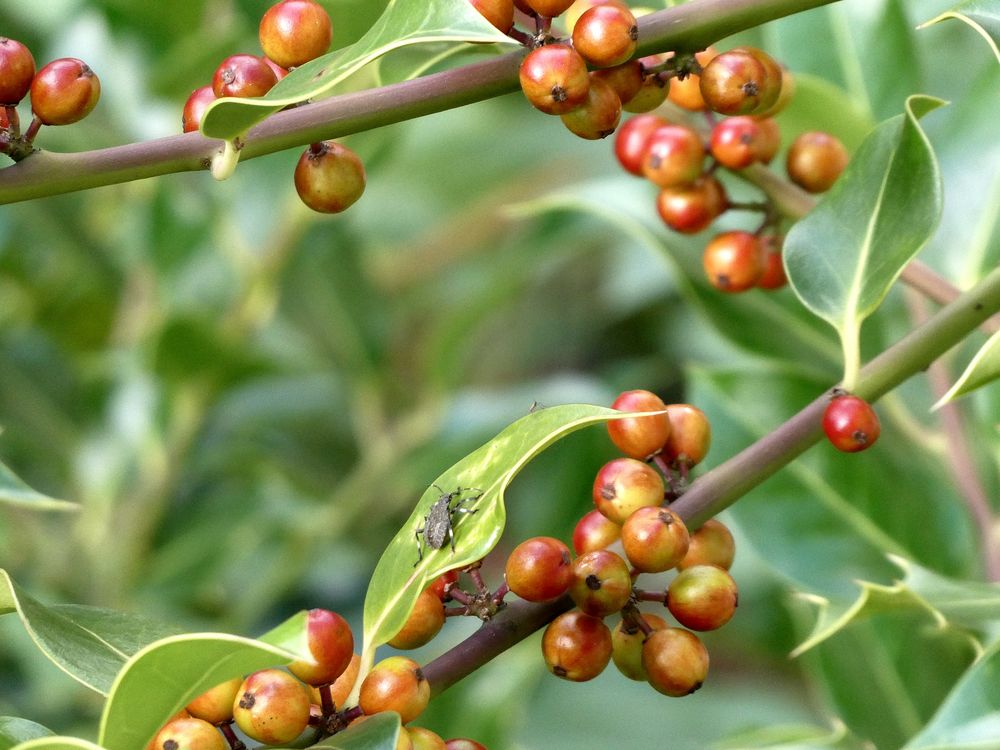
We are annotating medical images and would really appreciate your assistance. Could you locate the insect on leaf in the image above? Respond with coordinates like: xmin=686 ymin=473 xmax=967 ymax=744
xmin=918 ymin=1 xmax=1000 ymax=64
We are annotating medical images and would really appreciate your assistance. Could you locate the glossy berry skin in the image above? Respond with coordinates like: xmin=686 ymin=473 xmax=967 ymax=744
xmin=572 ymin=5 xmax=638 ymax=68
xmin=591 ymin=60 xmax=643 ymax=106
xmin=786 ymin=131 xmax=849 ymax=193
xmin=294 ymin=141 xmax=366 ymax=213
xmin=359 ymin=656 xmax=430 ymax=724
xmin=622 ymin=70 xmax=667 ymax=113
xmin=592 ymin=457 xmax=664 ymax=525
xmin=607 ymin=389 xmax=670 ymax=459
xmin=710 ymin=116 xmax=765 ymax=170
xmin=389 ymin=589 xmax=445 ymax=649
xmin=289 ymin=608 xmax=355 ymax=686
xmin=181 ymin=86 xmax=216 ymax=133
xmin=614 ymin=113 xmax=667 ymax=176
xmin=542 ymin=610 xmax=613 ymax=681
xmin=212 ymin=54 xmax=278 ymax=99
xmin=621 ymin=505 xmax=690 ymax=573
xmin=756 ymin=233 xmax=787 ymax=290
xmin=185 ymin=677 xmax=242 ymax=724
xmin=753 ymin=65 xmax=795 ymax=119
xmin=30 ymin=58 xmax=101 ymax=125
xmin=505 ymin=536 xmax=574 ymax=602
xmin=308 ymin=652 xmax=361 ymax=707
xmin=667 ymin=564 xmax=738 ymax=631
xmin=560 ymin=75 xmax=621 ymax=139
xmin=699 ymin=46 xmax=782 ymax=116
xmin=470 ymin=0 xmax=515 ymax=32
xmin=522 ymin=0 xmax=576 ymax=16
xmin=233 ymin=669 xmax=310 ymax=746
xmin=409 ymin=727 xmax=447 ymax=750
xmin=702 ymin=230 xmax=763 ymax=293
xmin=611 ymin=613 xmax=668 ymax=680
xmin=662 ymin=403 xmax=712 ymax=468
xmin=641 ymin=124 xmax=706 ymax=189
xmin=822 ymin=394 xmax=880 ymax=452
xmin=259 ymin=0 xmax=333 ymax=69
xmin=572 ymin=508 xmax=621 ymax=554
xmin=0 ymin=38 xmax=35 ymax=104
xmin=754 ymin=117 xmax=781 ymax=164
xmin=642 ymin=627 xmax=709 ymax=696
xmin=262 ymin=57 xmax=289 ymax=82
xmin=150 ymin=717 xmax=226 ymax=750
xmin=656 ymin=176 xmax=728 ymax=235
xmin=568 ymin=549 xmax=633 ymax=617
xmin=519 ymin=44 xmax=589 ymax=115
xmin=444 ymin=740 xmax=488 ymax=750
xmin=678 ymin=518 xmax=735 ymax=570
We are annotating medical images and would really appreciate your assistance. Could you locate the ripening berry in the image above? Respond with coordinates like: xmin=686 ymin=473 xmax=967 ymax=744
xmin=662 ymin=403 xmax=711 ymax=468
xmin=754 ymin=117 xmax=781 ymax=164
xmin=611 ymin=613 xmax=668 ymax=680
xmin=699 ymin=46 xmax=782 ymax=116
xmin=519 ymin=44 xmax=590 ymax=115
xmin=294 ymin=141 xmax=367 ymax=213
xmin=30 ymin=57 xmax=101 ymax=125
xmin=562 ymin=0 xmax=629 ymax=32
xmin=641 ymin=124 xmax=706 ymax=189
xmin=667 ymin=564 xmax=738 ymax=631
xmin=822 ymin=393 xmax=880 ymax=452
xmin=505 ymin=536 xmax=574 ymax=602
xmin=445 ymin=739 xmax=488 ymax=750
xmin=620 ymin=505 xmax=690 ymax=574
xmin=150 ymin=717 xmax=226 ymax=750
xmin=622 ymin=68 xmax=667 ymax=113
xmin=592 ymin=457 xmax=664 ymax=524
xmin=542 ymin=610 xmax=613 ymax=681
xmin=212 ymin=54 xmax=278 ymax=98
xmin=308 ymin=652 xmax=361 ymax=708
xmin=591 ymin=60 xmax=643 ymax=106
xmin=702 ymin=230 xmax=763 ymax=293
xmin=709 ymin=116 xmax=765 ymax=170
xmin=289 ymin=608 xmax=355 ymax=686
xmin=425 ymin=569 xmax=460 ymax=601
xmin=755 ymin=233 xmax=787 ymax=290
xmin=359 ymin=656 xmax=430 ymax=724
xmin=181 ymin=86 xmax=216 ymax=133
xmin=753 ymin=65 xmax=795 ymax=119
xmin=572 ymin=508 xmax=621 ymax=554
xmin=409 ymin=726 xmax=447 ymax=750
xmin=259 ymin=0 xmax=333 ymax=69
xmin=614 ymin=113 xmax=667 ymax=176
xmin=656 ymin=176 xmax=728 ymax=235
xmin=568 ymin=549 xmax=633 ymax=617
xmin=233 ymin=669 xmax=310 ymax=746
xmin=522 ymin=0 xmax=576 ymax=16
xmin=560 ymin=75 xmax=621 ymax=139
xmin=678 ymin=518 xmax=735 ymax=571
xmin=186 ymin=677 xmax=242 ymax=724
xmin=389 ymin=589 xmax=446 ymax=649
xmin=607 ymin=389 xmax=670 ymax=459
xmin=470 ymin=0 xmax=515 ymax=32
xmin=0 ymin=38 xmax=35 ymax=104
xmin=666 ymin=48 xmax=718 ymax=112
xmin=262 ymin=57 xmax=289 ymax=82
xmin=642 ymin=627 xmax=709 ymax=696
xmin=572 ymin=5 xmax=638 ymax=68
xmin=786 ymin=131 xmax=849 ymax=193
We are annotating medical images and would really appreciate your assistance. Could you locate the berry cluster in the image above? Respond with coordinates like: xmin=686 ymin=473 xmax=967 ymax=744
xmin=0 ymin=37 xmax=101 ymax=160
xmin=181 ymin=0 xmax=366 ymax=215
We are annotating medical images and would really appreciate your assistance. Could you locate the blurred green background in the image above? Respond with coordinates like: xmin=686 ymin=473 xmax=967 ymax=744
xmin=1 ymin=0 xmax=998 ymax=747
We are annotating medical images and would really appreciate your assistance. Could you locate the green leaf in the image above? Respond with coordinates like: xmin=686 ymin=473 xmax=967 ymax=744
xmin=201 ymin=0 xmax=517 ymax=140
xmin=358 ymin=404 xmax=645 ymax=680
xmin=792 ymin=555 xmax=1000 ymax=657
xmin=919 ymin=1 xmax=1000 ymax=64
xmin=98 ymin=613 xmax=312 ymax=750
xmin=904 ymin=638 xmax=1000 ymax=748
xmin=784 ymin=95 xmax=945 ymax=390
xmin=0 ymin=459 xmax=76 ymax=512
xmin=714 ymin=720 xmax=867 ymax=750
xmin=0 ymin=718 xmax=53 ymax=750
xmin=312 ymin=711 xmax=400 ymax=750
xmin=933 ymin=328 xmax=1000 ymax=408
xmin=9 ymin=741 xmax=105 ymax=750
xmin=0 ymin=569 xmax=182 ymax=695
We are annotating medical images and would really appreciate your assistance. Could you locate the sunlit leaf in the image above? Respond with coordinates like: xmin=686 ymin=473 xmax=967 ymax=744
xmin=933 ymin=328 xmax=1000 ymax=408
xmin=0 ymin=718 xmax=53 ymax=750
xmin=98 ymin=613 xmax=311 ymax=750
xmin=919 ymin=1 xmax=1000 ymax=63
xmin=784 ymin=95 xmax=945 ymax=390
xmin=9 ymin=739 xmax=104 ymax=750
xmin=0 ymin=459 xmax=75 ymax=512
xmin=201 ymin=0 xmax=517 ymax=140
xmin=312 ymin=711 xmax=400 ymax=750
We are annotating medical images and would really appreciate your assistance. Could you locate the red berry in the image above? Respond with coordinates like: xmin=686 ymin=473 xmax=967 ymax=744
xmin=607 ymin=389 xmax=670 ymax=459
xmin=572 ymin=5 xmax=638 ymax=69
xmin=786 ymin=131 xmax=849 ymax=193
xmin=262 ymin=57 xmax=289 ymax=82
xmin=519 ymin=44 xmax=590 ymax=115
xmin=568 ymin=549 xmax=632 ymax=617
xmin=233 ymin=669 xmax=310 ymax=746
xmin=542 ymin=610 xmax=613 ymax=681
xmin=756 ymin=233 xmax=787 ymax=290
xmin=560 ymin=75 xmax=621 ymax=140
xmin=425 ymin=569 xmax=460 ymax=601
xmin=288 ymin=608 xmax=355 ymax=686
xmin=30 ymin=57 xmax=101 ymax=125
xmin=641 ymin=124 xmax=706 ymax=189
xmin=307 ymin=652 xmax=361 ymax=708
xmin=0 ymin=38 xmax=35 ymax=104
xmin=592 ymin=457 xmax=664 ymax=525
xmin=822 ymin=393 xmax=880 ymax=452
xmin=662 ymin=403 xmax=712 ymax=468
xmin=259 ymin=0 xmax=333 ymax=69
xmin=614 ymin=113 xmax=667 ymax=176
xmin=181 ymin=85 xmax=216 ymax=133
xmin=709 ymin=116 xmax=765 ymax=170
xmin=469 ymin=0 xmax=515 ymax=32
xmin=656 ymin=176 xmax=728 ymax=235
xmin=667 ymin=564 xmax=739 ymax=631
xmin=294 ymin=141 xmax=367 ymax=214
xmin=505 ymin=536 xmax=574 ymax=602
xmin=572 ymin=508 xmax=621 ymax=555
xmin=212 ymin=54 xmax=278 ymax=99
xmin=642 ymin=627 xmax=709 ymax=696
xmin=702 ymin=230 xmax=763 ymax=293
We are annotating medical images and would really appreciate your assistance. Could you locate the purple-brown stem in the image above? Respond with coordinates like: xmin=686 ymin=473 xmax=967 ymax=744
xmin=218 ymin=722 xmax=247 ymax=750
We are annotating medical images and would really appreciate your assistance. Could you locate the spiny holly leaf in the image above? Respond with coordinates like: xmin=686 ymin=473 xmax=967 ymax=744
xmin=9 ymin=740 xmax=104 ymax=750
xmin=919 ymin=1 xmax=1000 ymax=63
xmin=792 ymin=555 xmax=1000 ymax=657
xmin=98 ymin=613 xmax=311 ymax=750
xmin=784 ymin=95 xmax=945 ymax=391
xmin=903 ymin=638 xmax=1000 ymax=748
xmin=933 ymin=328 xmax=1000 ymax=408
xmin=0 ymin=718 xmax=53 ymax=750
xmin=200 ymin=0 xmax=517 ymax=140
xmin=715 ymin=719 xmax=867 ymax=750
xmin=0 ymin=569 xmax=182 ymax=695
xmin=0 ymin=459 xmax=76 ymax=512
xmin=357 ymin=404 xmax=649 ymax=685
xmin=312 ymin=711 xmax=400 ymax=750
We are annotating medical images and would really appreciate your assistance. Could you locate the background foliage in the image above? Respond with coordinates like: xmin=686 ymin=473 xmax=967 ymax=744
xmin=0 ymin=0 xmax=998 ymax=747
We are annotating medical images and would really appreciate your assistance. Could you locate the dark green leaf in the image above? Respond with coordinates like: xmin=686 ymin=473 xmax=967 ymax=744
xmin=312 ymin=711 xmax=400 ymax=750
xmin=0 ymin=459 xmax=75 ymax=512
xmin=933 ymin=329 xmax=1000 ymax=408
xmin=8 ymin=740 xmax=104 ymax=750
xmin=919 ymin=1 xmax=1000 ymax=63
xmin=0 ymin=718 xmax=53 ymax=750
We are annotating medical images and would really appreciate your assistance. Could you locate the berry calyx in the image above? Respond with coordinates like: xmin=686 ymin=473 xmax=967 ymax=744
xmin=614 ymin=113 xmax=667 ymax=176
xmin=699 ymin=46 xmax=782 ymax=116
xmin=469 ymin=0 xmax=515 ymax=32
xmin=359 ymin=656 xmax=430 ymax=724
xmin=641 ymin=124 xmax=706 ymax=189
xmin=181 ymin=86 xmax=216 ymax=133
xmin=212 ymin=54 xmax=278 ymax=99
xmin=786 ymin=131 xmax=849 ymax=193
xmin=150 ymin=717 xmax=226 ymax=750
xmin=642 ymin=627 xmax=709 ymax=696
xmin=560 ymin=75 xmax=621 ymax=139
xmin=505 ymin=536 xmax=574 ymax=602
xmin=259 ymin=0 xmax=333 ymax=69
xmin=620 ymin=506 xmax=690 ymax=573
xmin=656 ymin=176 xmax=728 ymax=235
xmin=592 ymin=457 xmax=665 ymax=524
xmin=702 ymin=230 xmax=763 ymax=293
xmin=542 ymin=610 xmax=613 ymax=681
xmin=0 ymin=38 xmax=35 ymax=104
xmin=294 ymin=141 xmax=367 ymax=214
xmin=666 ymin=564 xmax=739 ymax=631
xmin=233 ymin=669 xmax=311 ymax=746
xmin=607 ymin=389 xmax=670 ymax=459
xmin=288 ymin=608 xmax=355 ymax=686
xmin=388 ymin=588 xmax=446 ymax=649
xmin=572 ymin=5 xmax=638 ymax=69
xmin=30 ymin=57 xmax=101 ymax=125
xmin=519 ymin=44 xmax=590 ymax=116
xmin=822 ymin=393 xmax=880 ymax=452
